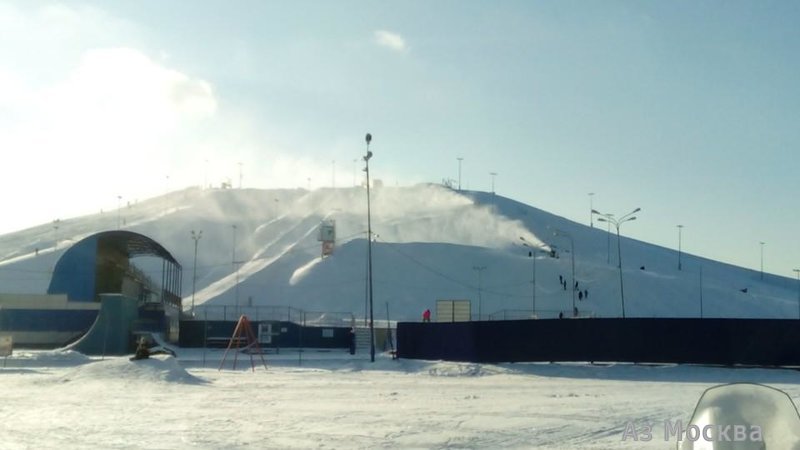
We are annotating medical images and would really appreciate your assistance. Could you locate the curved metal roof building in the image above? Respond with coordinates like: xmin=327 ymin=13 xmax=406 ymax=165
xmin=47 ymin=230 xmax=182 ymax=306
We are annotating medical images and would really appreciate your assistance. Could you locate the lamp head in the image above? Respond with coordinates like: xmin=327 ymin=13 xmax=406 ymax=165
xmin=365 ymin=133 xmax=372 ymax=145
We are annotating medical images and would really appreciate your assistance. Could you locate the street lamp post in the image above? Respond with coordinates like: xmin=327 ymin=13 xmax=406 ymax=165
xmin=520 ymin=237 xmax=546 ymax=317
xmin=489 ymin=172 xmax=497 ymax=194
xmin=553 ymin=230 xmax=576 ymax=315
xmin=760 ymin=242 xmax=765 ymax=280
xmin=364 ymin=133 xmax=375 ymax=363
xmin=52 ymin=219 xmax=60 ymax=251
xmin=594 ymin=207 xmax=641 ymax=319
xmin=117 ymin=195 xmax=122 ymax=229
xmin=677 ymin=225 xmax=684 ymax=271
xmin=457 ymin=157 xmax=463 ymax=191
xmin=232 ymin=224 xmax=240 ymax=317
xmin=794 ymin=269 xmax=800 ymax=320
xmin=191 ymin=230 xmax=203 ymax=315
xmin=588 ymin=193 xmax=595 ymax=228
xmin=472 ymin=266 xmax=486 ymax=320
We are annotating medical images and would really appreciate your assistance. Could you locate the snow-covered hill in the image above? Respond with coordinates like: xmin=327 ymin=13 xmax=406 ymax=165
xmin=0 ymin=184 xmax=796 ymax=321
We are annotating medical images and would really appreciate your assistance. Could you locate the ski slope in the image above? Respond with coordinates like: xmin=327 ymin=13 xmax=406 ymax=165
xmin=0 ymin=184 xmax=797 ymax=321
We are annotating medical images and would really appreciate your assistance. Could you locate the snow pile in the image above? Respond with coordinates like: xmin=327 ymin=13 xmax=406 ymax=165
xmin=58 ymin=355 xmax=206 ymax=385
xmin=425 ymin=361 xmax=511 ymax=377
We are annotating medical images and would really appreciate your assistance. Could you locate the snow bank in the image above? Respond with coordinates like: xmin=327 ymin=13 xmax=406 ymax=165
xmin=58 ymin=355 xmax=206 ymax=385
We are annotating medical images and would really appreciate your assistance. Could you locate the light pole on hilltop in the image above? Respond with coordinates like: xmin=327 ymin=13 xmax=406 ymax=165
xmin=117 ymin=195 xmax=122 ymax=229
xmin=759 ymin=242 xmax=765 ymax=280
xmin=520 ymin=237 xmax=546 ymax=318
xmin=489 ymin=172 xmax=497 ymax=194
xmin=601 ymin=213 xmax=614 ymax=264
xmin=52 ymin=219 xmax=60 ymax=251
xmin=232 ymin=224 xmax=240 ymax=317
xmin=191 ymin=230 xmax=203 ymax=316
xmin=364 ymin=133 xmax=375 ymax=363
xmin=553 ymin=229 xmax=576 ymax=315
xmin=594 ymin=207 xmax=641 ymax=319
xmin=677 ymin=225 xmax=684 ymax=271
xmin=794 ymin=269 xmax=800 ymax=320
xmin=588 ymin=193 xmax=595 ymax=228
xmin=472 ymin=266 xmax=487 ymax=320
xmin=457 ymin=157 xmax=463 ymax=191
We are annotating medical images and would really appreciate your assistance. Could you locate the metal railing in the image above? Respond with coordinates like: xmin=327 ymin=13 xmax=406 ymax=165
xmin=188 ymin=305 xmax=355 ymax=327
xmin=485 ymin=309 xmax=596 ymax=321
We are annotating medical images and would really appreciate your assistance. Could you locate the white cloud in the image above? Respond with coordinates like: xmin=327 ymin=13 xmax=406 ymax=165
xmin=374 ymin=30 xmax=408 ymax=53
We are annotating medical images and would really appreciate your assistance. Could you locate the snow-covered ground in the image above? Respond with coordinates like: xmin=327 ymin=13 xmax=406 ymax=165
xmin=3 ymin=348 xmax=800 ymax=449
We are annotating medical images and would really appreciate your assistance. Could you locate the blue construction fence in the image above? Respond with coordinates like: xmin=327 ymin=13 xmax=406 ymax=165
xmin=179 ymin=319 xmax=351 ymax=349
xmin=397 ymin=318 xmax=800 ymax=366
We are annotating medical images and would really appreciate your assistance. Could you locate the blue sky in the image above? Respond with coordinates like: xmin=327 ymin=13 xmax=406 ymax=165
xmin=1 ymin=1 xmax=798 ymax=277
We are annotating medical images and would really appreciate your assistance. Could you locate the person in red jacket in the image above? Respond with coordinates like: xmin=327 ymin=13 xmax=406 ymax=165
xmin=422 ymin=309 xmax=431 ymax=323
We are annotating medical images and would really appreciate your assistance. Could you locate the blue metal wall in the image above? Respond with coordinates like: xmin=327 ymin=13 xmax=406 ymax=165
xmin=47 ymin=235 xmax=98 ymax=302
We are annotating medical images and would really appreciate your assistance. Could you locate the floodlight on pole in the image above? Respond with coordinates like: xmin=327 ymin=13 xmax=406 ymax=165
xmin=472 ymin=265 xmax=487 ymax=320
xmin=364 ymin=132 xmax=375 ymax=363
xmin=594 ymin=207 xmax=641 ymax=318
xmin=588 ymin=193 xmax=595 ymax=228
xmin=52 ymin=219 xmax=60 ymax=251
xmin=457 ymin=157 xmax=463 ymax=191
xmin=117 ymin=195 xmax=122 ymax=229
xmin=794 ymin=269 xmax=800 ymax=320
xmin=232 ymin=224 xmax=240 ymax=316
xmin=677 ymin=225 xmax=684 ymax=271
xmin=489 ymin=172 xmax=497 ymax=194
xmin=191 ymin=230 xmax=203 ymax=315
xmin=520 ymin=237 xmax=546 ymax=317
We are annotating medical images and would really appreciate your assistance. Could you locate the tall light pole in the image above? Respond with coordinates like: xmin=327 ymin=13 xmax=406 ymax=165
xmin=677 ymin=224 xmax=684 ymax=271
xmin=794 ymin=269 xmax=800 ymax=320
xmin=232 ymin=224 xmax=239 ymax=316
xmin=588 ymin=193 xmax=595 ymax=228
xmin=489 ymin=172 xmax=497 ymax=194
xmin=117 ymin=195 xmax=122 ymax=229
xmin=594 ymin=207 xmax=641 ymax=318
xmin=457 ymin=157 xmax=463 ymax=191
xmin=553 ymin=229 xmax=576 ymax=315
xmin=191 ymin=230 xmax=203 ymax=315
xmin=759 ymin=242 xmax=765 ymax=280
xmin=472 ymin=265 xmax=486 ymax=320
xmin=602 ymin=213 xmax=614 ymax=264
xmin=52 ymin=219 xmax=60 ymax=251
xmin=520 ymin=237 xmax=545 ymax=317
xmin=364 ymin=132 xmax=375 ymax=363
